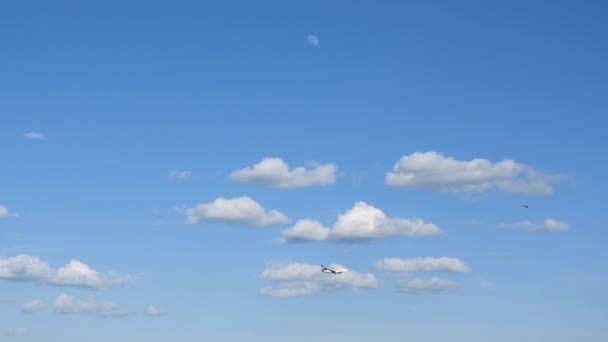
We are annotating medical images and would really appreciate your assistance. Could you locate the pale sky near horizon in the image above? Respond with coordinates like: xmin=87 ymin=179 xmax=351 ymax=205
xmin=1 ymin=1 xmax=607 ymax=341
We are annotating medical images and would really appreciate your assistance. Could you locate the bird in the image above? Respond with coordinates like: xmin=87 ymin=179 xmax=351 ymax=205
xmin=521 ymin=203 xmax=528 ymax=208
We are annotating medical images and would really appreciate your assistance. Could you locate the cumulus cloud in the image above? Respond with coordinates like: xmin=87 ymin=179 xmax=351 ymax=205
xmin=22 ymin=299 xmax=45 ymax=313
xmin=168 ymin=170 xmax=192 ymax=182
xmin=375 ymin=257 xmax=470 ymax=273
xmin=145 ymin=305 xmax=167 ymax=316
xmin=230 ymin=158 xmax=336 ymax=188
xmin=54 ymin=293 xmax=129 ymax=318
xmin=277 ymin=201 xmax=441 ymax=244
xmin=385 ymin=151 xmax=563 ymax=195
xmin=181 ymin=196 xmax=289 ymax=226
xmin=307 ymin=35 xmax=319 ymax=46
xmin=375 ymin=256 xmax=469 ymax=294
xmin=0 ymin=254 xmax=132 ymax=289
xmin=0 ymin=205 xmax=18 ymax=218
xmin=396 ymin=278 xmax=460 ymax=294
xmin=24 ymin=131 xmax=45 ymax=140
xmin=258 ymin=261 xmax=377 ymax=297
xmin=1 ymin=328 xmax=28 ymax=337
xmin=498 ymin=218 xmax=570 ymax=232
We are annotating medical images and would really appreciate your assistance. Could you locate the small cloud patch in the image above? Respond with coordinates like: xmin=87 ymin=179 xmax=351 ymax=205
xmin=145 ymin=305 xmax=167 ymax=316
xmin=0 ymin=205 xmax=18 ymax=218
xmin=168 ymin=170 xmax=192 ymax=182
xmin=53 ymin=293 xmax=129 ymax=318
xmin=498 ymin=218 xmax=570 ymax=232
xmin=230 ymin=158 xmax=336 ymax=188
xmin=0 ymin=254 xmax=132 ymax=289
xmin=375 ymin=257 xmax=470 ymax=273
xmin=22 ymin=299 xmax=45 ymax=313
xmin=181 ymin=196 xmax=289 ymax=226
xmin=24 ymin=131 xmax=45 ymax=140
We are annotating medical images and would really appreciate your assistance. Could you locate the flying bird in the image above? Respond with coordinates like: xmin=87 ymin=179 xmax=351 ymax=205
xmin=521 ymin=203 xmax=528 ymax=208
xmin=321 ymin=264 xmax=347 ymax=275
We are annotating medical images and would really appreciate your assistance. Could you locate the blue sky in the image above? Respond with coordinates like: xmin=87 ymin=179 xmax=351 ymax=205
xmin=1 ymin=1 xmax=607 ymax=341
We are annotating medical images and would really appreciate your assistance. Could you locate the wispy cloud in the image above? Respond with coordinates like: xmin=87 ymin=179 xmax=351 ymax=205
xmin=375 ymin=257 xmax=469 ymax=293
xmin=150 ymin=219 xmax=165 ymax=228
xmin=385 ymin=151 xmax=565 ymax=195
xmin=24 ymin=131 xmax=45 ymax=140
xmin=54 ymin=293 xmax=129 ymax=318
xmin=487 ymin=251 xmax=512 ymax=258
xmin=0 ymin=205 xmax=18 ymax=218
xmin=230 ymin=158 xmax=336 ymax=188
xmin=1 ymin=328 xmax=28 ymax=337
xmin=168 ymin=170 xmax=192 ymax=182
xmin=180 ymin=196 xmax=289 ymax=226
xmin=306 ymin=35 xmax=319 ymax=46
xmin=276 ymin=201 xmax=440 ymax=244
xmin=22 ymin=299 xmax=45 ymax=313
xmin=396 ymin=277 xmax=460 ymax=294
xmin=462 ymin=220 xmax=481 ymax=226
xmin=0 ymin=254 xmax=132 ymax=289
xmin=258 ymin=261 xmax=377 ymax=297
xmin=375 ymin=257 xmax=470 ymax=273
xmin=144 ymin=304 xmax=167 ymax=316
xmin=498 ymin=218 xmax=570 ymax=232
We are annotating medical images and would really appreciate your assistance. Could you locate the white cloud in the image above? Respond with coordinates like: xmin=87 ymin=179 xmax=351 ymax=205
xmin=0 ymin=205 xmax=18 ymax=218
xmin=396 ymin=278 xmax=460 ymax=294
xmin=279 ymin=219 xmax=329 ymax=242
xmin=277 ymin=201 xmax=441 ymax=243
xmin=498 ymin=218 xmax=570 ymax=232
xmin=307 ymin=35 xmax=319 ymax=46
xmin=24 ymin=131 xmax=45 ymax=140
xmin=0 ymin=255 xmax=54 ymax=281
xmin=54 ymin=260 xmax=130 ymax=288
xmin=230 ymin=158 xmax=336 ymax=188
xmin=375 ymin=257 xmax=470 ymax=273
xmin=181 ymin=196 xmax=289 ymax=226
xmin=0 ymin=254 xmax=132 ymax=289
xmin=22 ymin=299 xmax=45 ymax=313
xmin=1 ymin=328 xmax=28 ymax=337
xmin=258 ymin=261 xmax=377 ymax=297
xmin=145 ymin=305 xmax=167 ymax=316
xmin=54 ymin=293 xmax=129 ymax=318
xmin=168 ymin=170 xmax=192 ymax=182
xmin=385 ymin=151 xmax=563 ymax=195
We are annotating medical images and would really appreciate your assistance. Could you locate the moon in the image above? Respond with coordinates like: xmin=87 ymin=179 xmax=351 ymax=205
xmin=307 ymin=35 xmax=319 ymax=47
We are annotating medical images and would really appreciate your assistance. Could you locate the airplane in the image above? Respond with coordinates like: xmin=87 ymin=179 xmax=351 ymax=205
xmin=321 ymin=264 xmax=347 ymax=275
xmin=521 ymin=203 xmax=529 ymax=208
